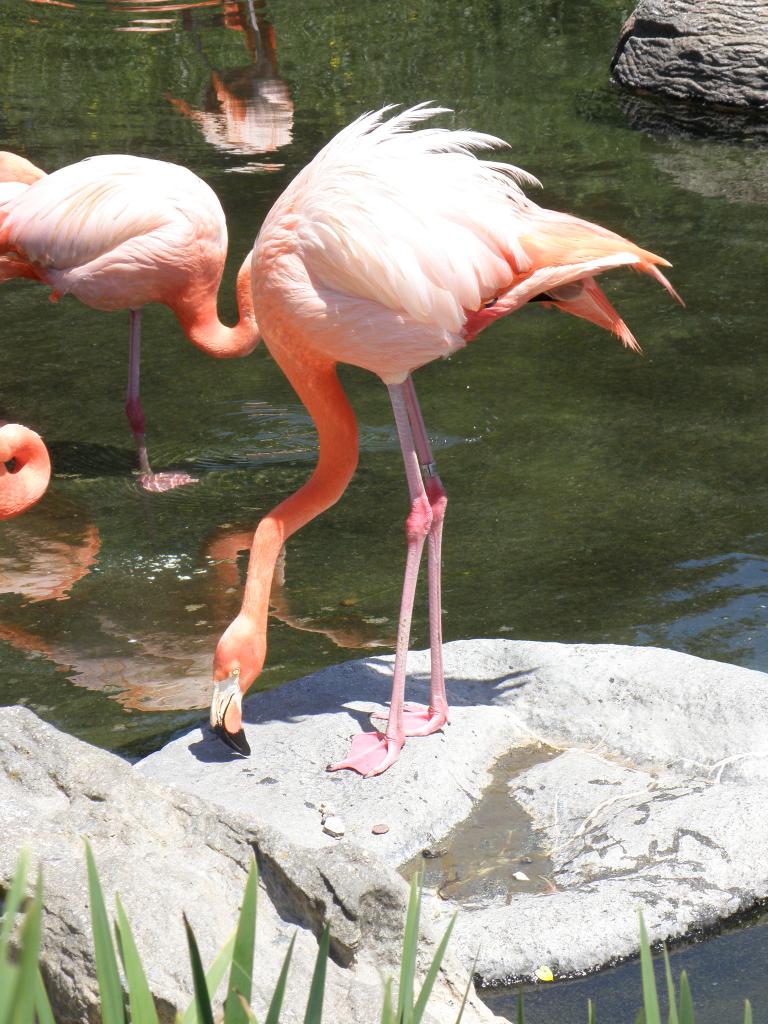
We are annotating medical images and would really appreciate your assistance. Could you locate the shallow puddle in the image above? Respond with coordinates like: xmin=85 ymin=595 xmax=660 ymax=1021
xmin=401 ymin=744 xmax=558 ymax=905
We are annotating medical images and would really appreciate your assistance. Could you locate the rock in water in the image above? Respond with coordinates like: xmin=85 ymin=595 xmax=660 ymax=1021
xmin=611 ymin=1 xmax=768 ymax=109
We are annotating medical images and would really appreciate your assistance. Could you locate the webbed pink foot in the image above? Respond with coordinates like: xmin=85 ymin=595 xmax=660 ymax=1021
xmin=370 ymin=702 xmax=448 ymax=737
xmin=327 ymin=731 xmax=404 ymax=777
xmin=401 ymin=701 xmax=448 ymax=736
xmin=138 ymin=469 xmax=199 ymax=493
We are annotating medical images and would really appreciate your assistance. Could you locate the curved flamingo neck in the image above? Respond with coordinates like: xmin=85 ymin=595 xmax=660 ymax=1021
xmin=0 ymin=424 xmax=51 ymax=519
xmin=173 ymin=251 xmax=260 ymax=359
xmin=0 ymin=152 xmax=45 ymax=185
xmin=215 ymin=348 xmax=359 ymax=682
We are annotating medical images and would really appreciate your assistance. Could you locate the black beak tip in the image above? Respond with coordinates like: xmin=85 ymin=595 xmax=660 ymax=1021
xmin=213 ymin=724 xmax=251 ymax=757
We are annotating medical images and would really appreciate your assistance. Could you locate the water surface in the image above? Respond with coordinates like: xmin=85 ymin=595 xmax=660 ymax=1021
xmin=1 ymin=1 xmax=767 ymax=1016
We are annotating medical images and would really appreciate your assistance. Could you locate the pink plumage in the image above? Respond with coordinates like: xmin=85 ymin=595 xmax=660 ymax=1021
xmin=0 ymin=153 xmax=259 ymax=492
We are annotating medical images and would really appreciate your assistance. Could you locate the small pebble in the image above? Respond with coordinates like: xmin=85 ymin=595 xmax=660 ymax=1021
xmin=513 ymin=871 xmax=529 ymax=881
xmin=372 ymin=823 xmax=389 ymax=835
xmin=322 ymin=815 xmax=345 ymax=839
xmin=422 ymin=846 xmax=448 ymax=859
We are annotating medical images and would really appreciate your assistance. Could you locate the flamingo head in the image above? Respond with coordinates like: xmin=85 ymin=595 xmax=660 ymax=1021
xmin=210 ymin=613 xmax=266 ymax=756
xmin=210 ymin=672 xmax=250 ymax=756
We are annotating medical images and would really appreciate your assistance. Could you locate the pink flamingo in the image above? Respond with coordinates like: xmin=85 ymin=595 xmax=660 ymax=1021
xmin=0 ymin=424 xmax=51 ymax=519
xmin=209 ymin=104 xmax=681 ymax=774
xmin=0 ymin=152 xmax=260 ymax=491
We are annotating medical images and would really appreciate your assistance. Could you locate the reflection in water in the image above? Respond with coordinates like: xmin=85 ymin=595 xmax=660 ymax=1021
xmin=167 ymin=0 xmax=293 ymax=167
xmin=193 ymin=398 xmax=448 ymax=473
xmin=0 ymin=513 xmax=389 ymax=715
xmin=636 ymin=543 xmax=768 ymax=669
xmin=0 ymin=503 xmax=100 ymax=603
xmin=0 ymin=499 xmax=100 ymax=667
xmin=205 ymin=524 xmax=394 ymax=654
xmin=615 ymin=89 xmax=768 ymax=148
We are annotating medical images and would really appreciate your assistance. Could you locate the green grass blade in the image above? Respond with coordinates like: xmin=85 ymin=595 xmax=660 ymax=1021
xmin=114 ymin=894 xmax=159 ymax=1024
xmin=183 ymin=915 xmax=214 ymax=1024
xmin=34 ymin=968 xmax=55 ymax=1024
xmin=264 ymin=933 xmax=296 ymax=1024
xmin=413 ymin=912 xmax=456 ymax=1023
xmin=85 ymin=841 xmax=126 ymax=1024
xmin=0 ymin=964 xmax=19 ymax=1024
xmin=743 ymin=1000 xmax=752 ymax=1024
xmin=677 ymin=971 xmax=694 ymax=1024
xmin=396 ymin=874 xmax=421 ymax=1024
xmin=302 ymin=924 xmax=330 ymax=1024
xmin=636 ymin=1012 xmax=646 ymax=1024
xmin=638 ymin=914 xmax=661 ymax=1024
xmin=0 ymin=851 xmax=29 ymax=954
xmin=663 ymin=947 xmax=678 ymax=1024
xmin=453 ymin=945 xmax=480 ymax=1024
xmin=10 ymin=870 xmax=43 ymax=1024
xmin=379 ymin=978 xmax=395 ymax=1024
xmin=0 ymin=854 xmax=29 ymax=1024
xmin=181 ymin=932 xmax=236 ymax=1024
xmin=587 ymin=998 xmax=595 ymax=1024
xmin=224 ymin=859 xmax=258 ymax=1024
xmin=516 ymin=991 xmax=524 ymax=1024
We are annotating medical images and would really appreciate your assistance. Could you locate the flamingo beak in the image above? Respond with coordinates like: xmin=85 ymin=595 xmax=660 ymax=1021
xmin=210 ymin=672 xmax=251 ymax=756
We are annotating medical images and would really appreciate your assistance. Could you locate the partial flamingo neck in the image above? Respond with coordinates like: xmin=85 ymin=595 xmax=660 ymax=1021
xmin=0 ymin=424 xmax=51 ymax=519
xmin=173 ymin=251 xmax=260 ymax=359
xmin=214 ymin=348 xmax=359 ymax=684
xmin=0 ymin=152 xmax=45 ymax=185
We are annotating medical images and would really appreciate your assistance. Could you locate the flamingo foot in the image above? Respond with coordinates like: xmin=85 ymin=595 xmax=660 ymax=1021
xmin=137 ymin=469 xmax=199 ymax=493
xmin=327 ymin=731 xmax=404 ymax=778
xmin=401 ymin=701 xmax=448 ymax=736
xmin=370 ymin=702 xmax=448 ymax=737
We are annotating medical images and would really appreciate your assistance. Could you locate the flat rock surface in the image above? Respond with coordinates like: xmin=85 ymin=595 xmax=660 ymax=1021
xmin=139 ymin=639 xmax=768 ymax=982
xmin=611 ymin=0 xmax=768 ymax=109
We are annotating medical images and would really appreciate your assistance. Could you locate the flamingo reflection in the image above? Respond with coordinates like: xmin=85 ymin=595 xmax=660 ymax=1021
xmin=206 ymin=525 xmax=393 ymax=653
xmin=167 ymin=1 xmax=293 ymax=167
xmin=0 ymin=521 xmax=386 ymax=714
xmin=0 ymin=499 xmax=100 ymax=663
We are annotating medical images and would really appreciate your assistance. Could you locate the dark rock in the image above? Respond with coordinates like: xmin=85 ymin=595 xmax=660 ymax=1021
xmin=612 ymin=1 xmax=768 ymax=113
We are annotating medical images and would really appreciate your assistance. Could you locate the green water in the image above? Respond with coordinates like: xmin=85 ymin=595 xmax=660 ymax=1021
xmin=1 ymin=1 xmax=766 ymax=1017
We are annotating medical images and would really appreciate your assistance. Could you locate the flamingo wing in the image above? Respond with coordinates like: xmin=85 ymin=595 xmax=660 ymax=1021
xmin=257 ymin=104 xmax=541 ymax=337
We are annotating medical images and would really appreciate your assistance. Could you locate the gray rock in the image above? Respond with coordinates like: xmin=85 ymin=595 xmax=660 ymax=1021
xmin=138 ymin=639 xmax=768 ymax=983
xmin=611 ymin=1 xmax=768 ymax=110
xmin=0 ymin=706 xmax=499 ymax=1024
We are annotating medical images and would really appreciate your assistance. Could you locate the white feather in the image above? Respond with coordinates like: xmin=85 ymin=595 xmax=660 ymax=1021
xmin=256 ymin=104 xmax=540 ymax=337
xmin=2 ymin=155 xmax=226 ymax=273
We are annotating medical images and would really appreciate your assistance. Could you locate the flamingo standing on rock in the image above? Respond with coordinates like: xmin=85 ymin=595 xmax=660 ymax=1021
xmin=0 ymin=152 xmax=260 ymax=491
xmin=208 ymin=104 xmax=682 ymax=775
xmin=0 ymin=424 xmax=51 ymax=519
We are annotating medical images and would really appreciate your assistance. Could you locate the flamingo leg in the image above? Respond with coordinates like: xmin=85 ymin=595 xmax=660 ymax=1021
xmin=328 ymin=380 xmax=432 ymax=776
xmin=401 ymin=376 xmax=449 ymax=734
xmin=124 ymin=309 xmax=198 ymax=493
